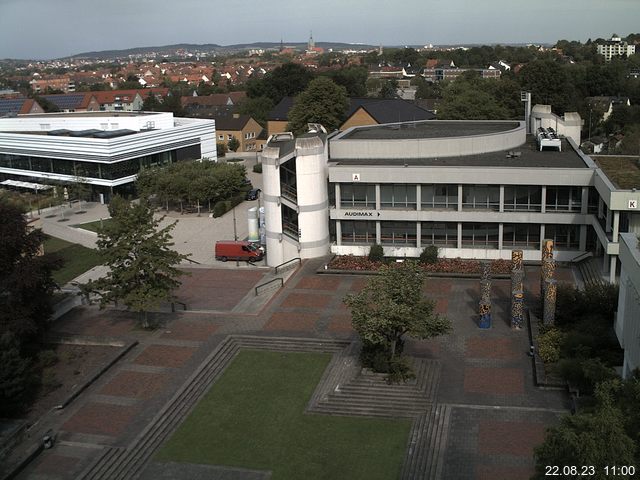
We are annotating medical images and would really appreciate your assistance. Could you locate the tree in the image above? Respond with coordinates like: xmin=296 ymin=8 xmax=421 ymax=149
xmin=0 ymin=201 xmax=59 ymax=343
xmin=0 ymin=332 xmax=32 ymax=417
xmin=324 ymin=66 xmax=369 ymax=97
xmin=82 ymin=197 xmax=189 ymax=328
xmin=227 ymin=136 xmax=240 ymax=152
xmin=287 ymin=77 xmax=349 ymax=134
xmin=344 ymin=262 xmax=451 ymax=377
xmin=238 ymin=95 xmax=275 ymax=127
xmin=378 ymin=79 xmax=399 ymax=99
xmin=533 ymin=401 xmax=636 ymax=479
xmin=438 ymin=79 xmax=509 ymax=120
xmin=246 ymin=62 xmax=315 ymax=103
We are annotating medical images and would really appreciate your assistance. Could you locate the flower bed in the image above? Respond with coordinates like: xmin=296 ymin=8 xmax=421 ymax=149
xmin=327 ymin=255 xmax=512 ymax=275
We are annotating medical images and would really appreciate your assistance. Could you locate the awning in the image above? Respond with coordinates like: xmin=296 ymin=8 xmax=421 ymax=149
xmin=0 ymin=179 xmax=53 ymax=191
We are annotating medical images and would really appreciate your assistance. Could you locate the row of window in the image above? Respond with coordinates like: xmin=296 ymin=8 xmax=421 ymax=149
xmin=0 ymin=151 xmax=175 ymax=180
xmin=338 ymin=221 xmax=580 ymax=249
xmin=338 ymin=184 xmax=587 ymax=213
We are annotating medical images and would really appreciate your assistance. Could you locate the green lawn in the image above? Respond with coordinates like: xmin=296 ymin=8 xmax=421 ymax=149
xmin=43 ymin=236 xmax=102 ymax=285
xmin=156 ymin=350 xmax=411 ymax=480
xmin=74 ymin=218 xmax=112 ymax=233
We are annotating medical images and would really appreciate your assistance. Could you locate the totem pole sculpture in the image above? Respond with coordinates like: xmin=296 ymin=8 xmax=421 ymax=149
xmin=540 ymin=239 xmax=554 ymax=307
xmin=543 ymin=279 xmax=557 ymax=325
xmin=540 ymin=239 xmax=557 ymax=326
xmin=479 ymin=261 xmax=492 ymax=328
xmin=511 ymin=250 xmax=525 ymax=329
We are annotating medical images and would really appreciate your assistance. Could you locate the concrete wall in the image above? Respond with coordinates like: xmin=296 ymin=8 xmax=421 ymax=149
xmin=530 ymin=105 xmax=582 ymax=145
xmin=616 ymin=233 xmax=640 ymax=378
xmin=330 ymin=121 xmax=525 ymax=159
xmin=1 ymin=111 xmax=174 ymax=131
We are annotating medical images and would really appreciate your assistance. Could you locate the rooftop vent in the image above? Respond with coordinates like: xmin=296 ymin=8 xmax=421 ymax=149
xmin=536 ymin=127 xmax=562 ymax=151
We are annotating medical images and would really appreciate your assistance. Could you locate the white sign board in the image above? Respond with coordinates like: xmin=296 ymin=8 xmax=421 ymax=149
xmin=352 ymin=173 xmax=361 ymax=182
xmin=629 ymin=199 xmax=638 ymax=209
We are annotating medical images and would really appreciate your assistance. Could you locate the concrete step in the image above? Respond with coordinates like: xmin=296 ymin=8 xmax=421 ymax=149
xmin=311 ymin=404 xmax=421 ymax=418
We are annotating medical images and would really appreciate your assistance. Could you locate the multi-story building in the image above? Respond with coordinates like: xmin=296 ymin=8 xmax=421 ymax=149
xmin=597 ymin=34 xmax=636 ymax=62
xmin=261 ymin=106 xmax=640 ymax=282
xmin=0 ymin=111 xmax=216 ymax=201
xmin=422 ymin=67 xmax=501 ymax=82
xmin=615 ymin=233 xmax=640 ymax=378
xmin=29 ymin=75 xmax=76 ymax=93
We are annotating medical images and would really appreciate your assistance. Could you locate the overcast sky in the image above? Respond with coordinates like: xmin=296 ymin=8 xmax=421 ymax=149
xmin=0 ymin=0 xmax=638 ymax=60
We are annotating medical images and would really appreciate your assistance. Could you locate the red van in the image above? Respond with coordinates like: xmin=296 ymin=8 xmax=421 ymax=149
xmin=215 ymin=241 xmax=264 ymax=263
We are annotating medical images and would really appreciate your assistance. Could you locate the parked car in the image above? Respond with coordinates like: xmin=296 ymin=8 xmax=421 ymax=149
xmin=245 ymin=188 xmax=261 ymax=201
xmin=215 ymin=240 xmax=264 ymax=263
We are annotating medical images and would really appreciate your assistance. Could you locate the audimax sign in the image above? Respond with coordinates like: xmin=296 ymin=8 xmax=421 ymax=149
xmin=343 ymin=211 xmax=381 ymax=217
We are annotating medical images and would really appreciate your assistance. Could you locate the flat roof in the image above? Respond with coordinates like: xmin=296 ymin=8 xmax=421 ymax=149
xmin=593 ymin=156 xmax=640 ymax=190
xmin=331 ymin=136 xmax=588 ymax=169
xmin=340 ymin=120 xmax=521 ymax=140
xmin=18 ymin=111 xmax=159 ymax=118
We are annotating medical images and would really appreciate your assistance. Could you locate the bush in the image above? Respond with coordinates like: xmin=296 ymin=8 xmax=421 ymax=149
xmin=212 ymin=200 xmax=229 ymax=218
xmin=37 ymin=350 xmax=58 ymax=368
xmin=419 ymin=245 xmax=439 ymax=264
xmin=41 ymin=368 xmax=61 ymax=393
xmin=253 ymin=162 xmax=263 ymax=173
xmin=368 ymin=244 xmax=384 ymax=262
xmin=386 ymin=356 xmax=416 ymax=384
xmin=537 ymin=328 xmax=565 ymax=364
xmin=558 ymin=357 xmax=616 ymax=395
xmin=216 ymin=142 xmax=227 ymax=157
xmin=230 ymin=194 xmax=244 ymax=208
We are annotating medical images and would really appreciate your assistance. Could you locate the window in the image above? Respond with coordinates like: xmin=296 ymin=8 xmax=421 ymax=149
xmin=380 ymin=184 xmax=417 ymax=209
xmin=227 ymin=134 xmax=233 ymax=140
xmin=218 ymin=135 xmax=224 ymax=140
xmin=421 ymin=222 xmax=457 ymax=247
xmin=340 ymin=184 xmax=376 ymax=208
xmin=462 ymin=185 xmax=500 ymax=211
xmin=380 ymin=221 xmax=417 ymax=246
xmin=546 ymin=187 xmax=582 ymax=212
xmin=545 ymin=224 xmax=580 ymax=249
xmin=461 ymin=223 xmax=499 ymax=248
xmin=421 ymin=184 xmax=457 ymax=210
xmin=504 ymin=186 xmax=542 ymax=212
xmin=281 ymin=205 xmax=299 ymax=239
xmin=502 ymin=224 xmax=540 ymax=249
xmin=341 ymin=220 xmax=376 ymax=245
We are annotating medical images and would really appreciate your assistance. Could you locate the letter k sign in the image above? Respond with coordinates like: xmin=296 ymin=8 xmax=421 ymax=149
xmin=629 ymin=199 xmax=638 ymax=209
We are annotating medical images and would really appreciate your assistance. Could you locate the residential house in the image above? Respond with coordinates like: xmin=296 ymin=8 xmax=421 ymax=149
xmin=41 ymin=93 xmax=100 ymax=112
xmin=181 ymin=92 xmax=247 ymax=118
xmin=597 ymin=34 xmax=636 ymax=62
xmin=0 ymin=98 xmax=45 ymax=117
xmin=586 ymin=96 xmax=631 ymax=122
xmin=29 ymin=75 xmax=75 ymax=93
xmin=215 ymin=114 xmax=263 ymax=152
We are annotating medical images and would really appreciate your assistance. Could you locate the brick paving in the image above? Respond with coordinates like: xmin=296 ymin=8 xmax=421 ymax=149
xmin=11 ymin=260 xmax=575 ymax=480
xmin=464 ymin=367 xmax=526 ymax=395
xmin=34 ymin=454 xmax=81 ymax=476
xmin=62 ymin=402 xmax=139 ymax=437
xmin=133 ymin=345 xmax=196 ymax=368
xmin=99 ymin=371 xmax=170 ymax=399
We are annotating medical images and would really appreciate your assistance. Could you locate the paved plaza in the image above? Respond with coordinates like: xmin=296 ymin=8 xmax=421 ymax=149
xmin=9 ymin=256 xmax=572 ymax=480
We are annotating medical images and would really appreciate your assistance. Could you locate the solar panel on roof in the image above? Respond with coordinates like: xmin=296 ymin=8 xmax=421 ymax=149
xmin=42 ymin=94 xmax=85 ymax=110
xmin=0 ymin=99 xmax=26 ymax=115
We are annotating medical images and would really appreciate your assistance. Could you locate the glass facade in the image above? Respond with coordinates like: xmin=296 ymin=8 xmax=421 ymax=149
xmin=421 ymin=222 xmax=457 ymax=247
xmin=340 ymin=184 xmax=376 ymax=208
xmin=545 ymin=186 xmax=582 ymax=212
xmin=502 ymin=223 xmax=541 ymax=249
xmin=380 ymin=221 xmax=416 ymax=245
xmin=545 ymin=224 xmax=580 ymax=249
xmin=0 ymin=150 xmax=178 ymax=181
xmin=461 ymin=223 xmax=499 ymax=248
xmin=462 ymin=185 xmax=500 ymax=211
xmin=421 ymin=184 xmax=457 ymax=210
xmin=504 ymin=186 xmax=542 ymax=212
xmin=380 ymin=184 xmax=417 ymax=209
xmin=341 ymin=220 xmax=376 ymax=245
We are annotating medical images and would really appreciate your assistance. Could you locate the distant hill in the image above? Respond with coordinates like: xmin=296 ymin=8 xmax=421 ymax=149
xmin=67 ymin=42 xmax=379 ymax=60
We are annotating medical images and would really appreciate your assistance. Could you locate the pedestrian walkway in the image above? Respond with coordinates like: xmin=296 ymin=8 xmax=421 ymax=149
xmin=10 ymin=258 xmax=571 ymax=480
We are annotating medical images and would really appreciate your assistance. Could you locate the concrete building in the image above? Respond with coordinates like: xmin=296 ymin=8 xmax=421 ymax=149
xmin=597 ymin=34 xmax=636 ymax=62
xmin=0 ymin=111 xmax=216 ymax=200
xmin=615 ymin=233 xmax=640 ymax=378
xmin=260 ymin=106 xmax=640 ymax=279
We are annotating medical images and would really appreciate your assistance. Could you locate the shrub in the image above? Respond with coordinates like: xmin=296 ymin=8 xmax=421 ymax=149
xmin=558 ymin=357 xmax=616 ymax=395
xmin=386 ymin=356 xmax=416 ymax=384
xmin=41 ymin=368 xmax=62 ymax=393
xmin=419 ymin=245 xmax=439 ymax=264
xmin=212 ymin=200 xmax=229 ymax=218
xmin=37 ymin=350 xmax=58 ymax=368
xmin=368 ymin=244 xmax=384 ymax=262
xmin=253 ymin=162 xmax=263 ymax=173
xmin=230 ymin=194 xmax=245 ymax=208
xmin=537 ymin=328 xmax=565 ymax=364
xmin=216 ymin=142 xmax=227 ymax=157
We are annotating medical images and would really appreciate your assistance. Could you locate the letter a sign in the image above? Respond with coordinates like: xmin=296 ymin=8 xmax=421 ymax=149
xmin=352 ymin=173 xmax=361 ymax=182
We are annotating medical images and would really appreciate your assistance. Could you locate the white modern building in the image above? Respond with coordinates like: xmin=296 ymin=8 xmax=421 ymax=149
xmin=615 ymin=233 xmax=640 ymax=378
xmin=260 ymin=106 xmax=640 ymax=280
xmin=0 ymin=111 xmax=216 ymax=200
xmin=597 ymin=34 xmax=636 ymax=62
